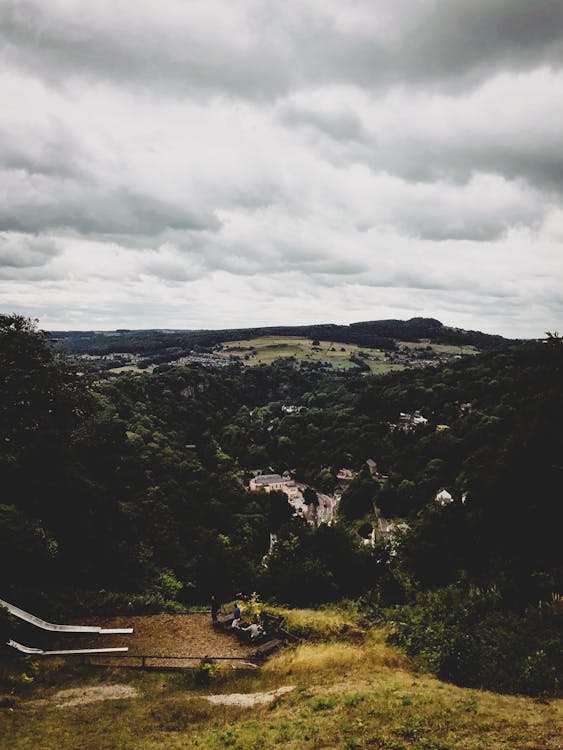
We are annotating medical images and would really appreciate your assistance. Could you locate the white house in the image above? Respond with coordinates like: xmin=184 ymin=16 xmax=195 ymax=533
xmin=435 ymin=488 xmax=454 ymax=506
xmin=249 ymin=474 xmax=289 ymax=492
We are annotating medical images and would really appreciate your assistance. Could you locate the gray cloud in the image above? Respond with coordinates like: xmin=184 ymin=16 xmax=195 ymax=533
xmin=0 ymin=232 xmax=62 ymax=281
xmin=1 ymin=1 xmax=562 ymax=337
xmin=0 ymin=112 xmax=220 ymax=240
xmin=0 ymin=0 xmax=292 ymax=98
xmin=0 ymin=172 xmax=219 ymax=237
xmin=371 ymin=131 xmax=563 ymax=198
xmin=279 ymin=68 xmax=563 ymax=198
xmin=382 ymin=0 xmax=563 ymax=88
xmin=2 ymin=0 xmax=563 ymax=99
xmin=0 ymin=121 xmax=89 ymax=180
xmin=0 ymin=233 xmax=59 ymax=268
xmin=280 ymin=106 xmax=367 ymax=144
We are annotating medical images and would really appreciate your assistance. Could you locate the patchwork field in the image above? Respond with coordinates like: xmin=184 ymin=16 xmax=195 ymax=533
xmin=398 ymin=341 xmax=479 ymax=355
xmin=104 ymin=337 xmax=478 ymax=375
xmin=218 ymin=336 xmax=403 ymax=373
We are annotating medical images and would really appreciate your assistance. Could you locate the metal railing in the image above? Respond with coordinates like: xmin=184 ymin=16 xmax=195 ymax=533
xmin=78 ymin=653 xmax=260 ymax=669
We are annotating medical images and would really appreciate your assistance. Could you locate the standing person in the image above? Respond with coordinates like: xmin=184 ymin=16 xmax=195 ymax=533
xmin=232 ymin=602 xmax=241 ymax=628
xmin=210 ymin=595 xmax=219 ymax=623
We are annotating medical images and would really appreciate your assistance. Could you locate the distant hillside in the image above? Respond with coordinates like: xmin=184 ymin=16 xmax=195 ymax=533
xmin=51 ymin=317 xmax=512 ymax=363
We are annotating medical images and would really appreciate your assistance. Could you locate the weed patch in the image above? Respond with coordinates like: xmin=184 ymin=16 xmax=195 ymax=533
xmin=344 ymin=692 xmax=367 ymax=707
xmin=309 ymin=695 xmax=336 ymax=712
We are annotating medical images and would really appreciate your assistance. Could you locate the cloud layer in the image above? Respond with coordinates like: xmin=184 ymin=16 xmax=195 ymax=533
xmin=1 ymin=0 xmax=562 ymax=336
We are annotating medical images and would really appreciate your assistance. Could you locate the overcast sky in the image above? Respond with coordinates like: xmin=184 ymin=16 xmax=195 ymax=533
xmin=1 ymin=0 xmax=563 ymax=336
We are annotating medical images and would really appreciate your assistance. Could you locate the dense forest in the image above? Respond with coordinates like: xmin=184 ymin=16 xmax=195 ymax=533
xmin=1 ymin=314 xmax=561 ymax=696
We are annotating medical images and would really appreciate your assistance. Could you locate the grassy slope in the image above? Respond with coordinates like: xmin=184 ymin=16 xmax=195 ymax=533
xmin=1 ymin=610 xmax=561 ymax=750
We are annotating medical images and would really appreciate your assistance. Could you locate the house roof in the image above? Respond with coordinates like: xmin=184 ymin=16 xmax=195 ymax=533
xmin=435 ymin=489 xmax=453 ymax=503
xmin=252 ymin=474 xmax=283 ymax=484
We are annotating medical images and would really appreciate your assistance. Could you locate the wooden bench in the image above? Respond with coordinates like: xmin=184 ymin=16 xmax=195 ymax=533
xmin=253 ymin=639 xmax=282 ymax=659
xmin=262 ymin=613 xmax=283 ymax=631
xmin=235 ymin=627 xmax=269 ymax=645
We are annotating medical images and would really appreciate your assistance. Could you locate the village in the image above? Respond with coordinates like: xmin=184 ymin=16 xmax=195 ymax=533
xmin=247 ymin=407 xmax=470 ymax=552
xmin=248 ymin=471 xmax=339 ymax=525
xmin=68 ymin=335 xmax=477 ymax=375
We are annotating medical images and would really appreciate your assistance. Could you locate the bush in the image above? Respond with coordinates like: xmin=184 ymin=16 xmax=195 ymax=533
xmin=194 ymin=658 xmax=218 ymax=686
xmin=53 ymin=588 xmax=188 ymax=616
xmin=388 ymin=585 xmax=563 ymax=697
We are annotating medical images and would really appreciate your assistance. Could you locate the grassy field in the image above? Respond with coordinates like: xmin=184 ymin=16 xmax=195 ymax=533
xmin=218 ymin=337 xmax=403 ymax=374
xmin=108 ymin=365 xmax=146 ymax=374
xmin=103 ymin=338 xmax=474 ymax=376
xmin=398 ymin=341 xmax=479 ymax=356
xmin=1 ymin=608 xmax=561 ymax=750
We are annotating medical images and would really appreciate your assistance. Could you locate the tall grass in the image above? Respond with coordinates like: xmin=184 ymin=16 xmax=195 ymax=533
xmin=262 ymin=628 xmax=410 ymax=684
xmin=262 ymin=605 xmax=365 ymax=640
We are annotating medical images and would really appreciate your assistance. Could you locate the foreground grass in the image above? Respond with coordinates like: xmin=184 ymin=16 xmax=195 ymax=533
xmin=1 ymin=618 xmax=561 ymax=750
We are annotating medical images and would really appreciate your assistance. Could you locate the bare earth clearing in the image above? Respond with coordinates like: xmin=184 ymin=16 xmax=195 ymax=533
xmin=31 ymin=684 xmax=297 ymax=711
xmin=204 ymin=685 xmax=295 ymax=707
xmin=50 ymin=614 xmax=256 ymax=667
xmin=30 ymin=684 xmax=139 ymax=709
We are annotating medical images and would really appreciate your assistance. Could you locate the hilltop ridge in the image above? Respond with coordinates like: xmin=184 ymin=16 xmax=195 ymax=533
xmin=50 ymin=317 xmax=512 ymax=366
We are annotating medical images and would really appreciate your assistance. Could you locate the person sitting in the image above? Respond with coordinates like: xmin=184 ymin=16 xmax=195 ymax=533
xmin=242 ymin=622 xmax=265 ymax=640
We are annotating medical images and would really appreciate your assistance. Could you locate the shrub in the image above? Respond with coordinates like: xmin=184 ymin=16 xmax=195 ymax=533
xmin=194 ymin=658 xmax=218 ymax=686
xmin=388 ymin=585 xmax=563 ymax=697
